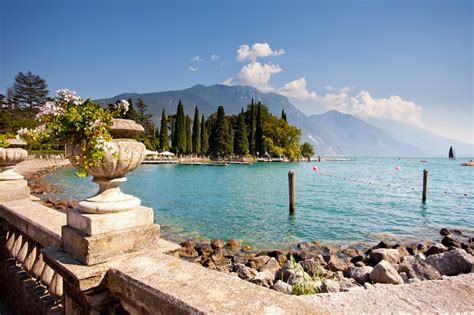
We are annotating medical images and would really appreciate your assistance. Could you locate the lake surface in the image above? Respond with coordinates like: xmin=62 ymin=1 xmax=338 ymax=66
xmin=46 ymin=157 xmax=474 ymax=249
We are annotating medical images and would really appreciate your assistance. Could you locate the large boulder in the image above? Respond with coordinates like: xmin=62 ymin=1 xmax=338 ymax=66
xmin=369 ymin=260 xmax=404 ymax=285
xmin=271 ymin=280 xmax=293 ymax=295
xmin=345 ymin=266 xmax=374 ymax=284
xmin=259 ymin=257 xmax=281 ymax=276
xmin=278 ymin=260 xmax=305 ymax=282
xmin=328 ymin=255 xmax=351 ymax=272
xmin=233 ymin=263 xmax=257 ymax=280
xmin=370 ymin=248 xmax=400 ymax=265
xmin=399 ymin=256 xmax=442 ymax=280
xmin=250 ymin=255 xmax=271 ymax=270
xmin=300 ymin=258 xmax=328 ymax=277
xmin=425 ymin=248 xmax=474 ymax=276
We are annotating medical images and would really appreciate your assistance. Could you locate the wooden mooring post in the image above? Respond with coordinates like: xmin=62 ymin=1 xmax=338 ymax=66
xmin=422 ymin=169 xmax=428 ymax=202
xmin=288 ymin=170 xmax=295 ymax=214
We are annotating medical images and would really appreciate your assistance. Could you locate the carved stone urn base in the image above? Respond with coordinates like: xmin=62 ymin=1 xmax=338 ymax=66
xmin=78 ymin=177 xmax=141 ymax=213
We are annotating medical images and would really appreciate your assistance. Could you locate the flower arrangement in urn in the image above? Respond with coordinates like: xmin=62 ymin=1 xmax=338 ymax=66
xmin=20 ymin=89 xmax=146 ymax=213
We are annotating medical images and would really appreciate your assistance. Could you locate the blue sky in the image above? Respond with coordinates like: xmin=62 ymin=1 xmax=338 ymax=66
xmin=1 ymin=0 xmax=472 ymax=143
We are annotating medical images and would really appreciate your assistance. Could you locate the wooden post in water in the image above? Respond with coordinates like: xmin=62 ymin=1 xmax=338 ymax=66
xmin=422 ymin=169 xmax=428 ymax=202
xmin=288 ymin=170 xmax=295 ymax=214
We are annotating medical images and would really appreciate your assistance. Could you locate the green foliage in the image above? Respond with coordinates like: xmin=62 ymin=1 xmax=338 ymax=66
xmin=192 ymin=106 xmax=201 ymax=154
xmin=172 ymin=100 xmax=187 ymax=155
xmin=300 ymin=142 xmax=315 ymax=158
xmin=123 ymin=98 xmax=139 ymax=121
xmin=262 ymin=115 xmax=301 ymax=160
xmin=247 ymin=100 xmax=255 ymax=154
xmin=281 ymin=109 xmax=287 ymax=122
xmin=288 ymin=255 xmax=322 ymax=296
xmin=209 ymin=106 xmax=232 ymax=158
xmin=135 ymin=99 xmax=154 ymax=135
xmin=159 ymin=109 xmax=169 ymax=151
xmin=200 ymin=114 xmax=208 ymax=155
xmin=0 ymin=134 xmax=11 ymax=148
xmin=233 ymin=112 xmax=249 ymax=156
xmin=13 ymin=71 xmax=49 ymax=108
xmin=186 ymin=115 xmax=192 ymax=154
xmin=255 ymin=102 xmax=265 ymax=156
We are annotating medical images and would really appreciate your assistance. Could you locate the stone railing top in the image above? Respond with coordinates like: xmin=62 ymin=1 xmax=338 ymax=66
xmin=6 ymin=138 xmax=27 ymax=148
xmin=45 ymin=245 xmax=320 ymax=314
xmin=0 ymin=199 xmax=64 ymax=247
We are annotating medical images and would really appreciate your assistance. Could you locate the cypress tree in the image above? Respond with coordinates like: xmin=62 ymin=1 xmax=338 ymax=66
xmin=13 ymin=71 xmax=49 ymax=108
xmin=124 ymin=98 xmax=139 ymax=121
xmin=281 ymin=109 xmax=287 ymax=122
xmin=248 ymin=99 xmax=256 ymax=155
xmin=234 ymin=112 xmax=249 ymax=156
xmin=192 ymin=106 xmax=201 ymax=154
xmin=186 ymin=115 xmax=192 ymax=154
xmin=200 ymin=115 xmax=208 ymax=156
xmin=209 ymin=106 xmax=229 ymax=158
xmin=172 ymin=100 xmax=187 ymax=155
xmin=255 ymin=102 xmax=264 ymax=156
xmin=226 ymin=120 xmax=234 ymax=156
xmin=159 ymin=109 xmax=169 ymax=151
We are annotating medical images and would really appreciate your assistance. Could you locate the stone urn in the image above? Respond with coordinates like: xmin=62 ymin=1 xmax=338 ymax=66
xmin=67 ymin=119 xmax=146 ymax=213
xmin=0 ymin=139 xmax=28 ymax=181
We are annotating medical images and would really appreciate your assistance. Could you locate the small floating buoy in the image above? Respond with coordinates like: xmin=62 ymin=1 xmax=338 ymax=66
xmin=312 ymin=166 xmax=319 ymax=172
xmin=464 ymin=193 xmax=468 ymax=197
xmin=411 ymin=187 xmax=415 ymax=190
xmin=388 ymin=184 xmax=391 ymax=186
xmin=395 ymin=166 xmax=401 ymax=170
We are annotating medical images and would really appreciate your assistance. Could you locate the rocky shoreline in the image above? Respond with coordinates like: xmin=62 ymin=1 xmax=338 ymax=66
xmin=19 ymin=158 xmax=474 ymax=296
xmin=172 ymin=230 xmax=474 ymax=295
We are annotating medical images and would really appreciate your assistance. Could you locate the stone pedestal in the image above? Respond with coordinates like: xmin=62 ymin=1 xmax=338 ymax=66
xmin=61 ymin=207 xmax=160 ymax=265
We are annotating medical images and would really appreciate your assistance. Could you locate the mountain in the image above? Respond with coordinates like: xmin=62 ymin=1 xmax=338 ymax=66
xmin=307 ymin=111 xmax=421 ymax=156
xmin=364 ymin=118 xmax=474 ymax=157
xmin=96 ymin=84 xmax=468 ymax=157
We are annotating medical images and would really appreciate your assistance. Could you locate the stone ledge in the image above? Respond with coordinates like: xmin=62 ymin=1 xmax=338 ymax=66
xmin=42 ymin=240 xmax=181 ymax=291
xmin=0 ymin=199 xmax=64 ymax=247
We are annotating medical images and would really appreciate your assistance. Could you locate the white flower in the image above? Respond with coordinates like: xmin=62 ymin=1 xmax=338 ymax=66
xmin=16 ymin=127 xmax=29 ymax=135
xmin=88 ymin=119 xmax=101 ymax=129
xmin=36 ymin=101 xmax=64 ymax=119
xmin=95 ymin=137 xmax=117 ymax=155
xmin=116 ymin=99 xmax=129 ymax=113
xmin=34 ymin=124 xmax=46 ymax=133
xmin=56 ymin=89 xmax=83 ymax=105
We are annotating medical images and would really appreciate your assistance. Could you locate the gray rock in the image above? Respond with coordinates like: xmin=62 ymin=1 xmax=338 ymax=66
xmin=369 ymin=260 xmax=404 ymax=285
xmin=414 ymin=253 xmax=426 ymax=260
xmin=251 ymin=255 xmax=271 ymax=270
xmin=425 ymin=248 xmax=474 ymax=276
xmin=407 ymin=278 xmax=421 ymax=284
xmin=287 ymin=269 xmax=312 ymax=286
xmin=300 ymin=258 xmax=327 ymax=277
xmin=321 ymin=279 xmax=340 ymax=293
xmin=278 ymin=260 xmax=305 ymax=282
xmin=399 ymin=272 xmax=409 ymax=283
xmin=271 ymin=280 xmax=293 ymax=295
xmin=425 ymin=243 xmax=448 ymax=256
xmin=250 ymin=271 xmax=274 ymax=288
xmin=328 ymin=255 xmax=351 ymax=272
xmin=370 ymin=248 xmax=400 ymax=265
xmin=259 ymin=257 xmax=280 ymax=276
xmin=399 ymin=256 xmax=442 ymax=280
xmin=338 ymin=277 xmax=361 ymax=292
xmin=233 ymin=263 xmax=257 ymax=280
xmin=345 ymin=266 xmax=374 ymax=284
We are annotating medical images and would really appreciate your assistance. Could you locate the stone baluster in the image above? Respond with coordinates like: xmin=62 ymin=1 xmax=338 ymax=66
xmin=16 ymin=239 xmax=29 ymax=263
xmin=5 ymin=230 xmax=15 ymax=253
xmin=11 ymin=234 xmax=22 ymax=257
xmin=40 ymin=264 xmax=55 ymax=287
xmin=49 ymin=272 xmax=63 ymax=299
xmin=23 ymin=245 xmax=37 ymax=271
xmin=31 ymin=253 xmax=46 ymax=281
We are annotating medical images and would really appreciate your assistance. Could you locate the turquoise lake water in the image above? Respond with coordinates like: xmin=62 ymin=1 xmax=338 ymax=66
xmin=46 ymin=158 xmax=473 ymax=249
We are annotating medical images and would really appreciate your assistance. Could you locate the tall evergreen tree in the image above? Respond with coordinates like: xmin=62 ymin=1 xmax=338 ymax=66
xmin=172 ymin=100 xmax=187 ymax=155
xmin=255 ymin=102 xmax=265 ymax=156
xmin=186 ymin=115 xmax=193 ymax=154
xmin=281 ymin=109 xmax=287 ymax=122
xmin=200 ymin=115 xmax=209 ymax=156
xmin=124 ymin=98 xmax=139 ymax=121
xmin=234 ymin=112 xmax=249 ymax=156
xmin=248 ymin=99 xmax=256 ymax=155
xmin=159 ymin=109 xmax=169 ymax=151
xmin=13 ymin=71 xmax=49 ymax=108
xmin=226 ymin=119 xmax=234 ymax=156
xmin=192 ymin=106 xmax=201 ymax=154
xmin=0 ymin=94 xmax=4 ymax=108
xmin=209 ymin=106 xmax=231 ymax=158
xmin=6 ymin=87 xmax=15 ymax=109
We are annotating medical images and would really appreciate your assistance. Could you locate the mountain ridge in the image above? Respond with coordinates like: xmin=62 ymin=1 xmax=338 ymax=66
xmin=95 ymin=84 xmax=473 ymax=157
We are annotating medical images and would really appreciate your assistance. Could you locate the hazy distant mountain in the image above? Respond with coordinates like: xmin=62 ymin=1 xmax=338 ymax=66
xmin=308 ymin=111 xmax=421 ymax=156
xmin=365 ymin=118 xmax=474 ymax=157
xmin=96 ymin=84 xmax=470 ymax=157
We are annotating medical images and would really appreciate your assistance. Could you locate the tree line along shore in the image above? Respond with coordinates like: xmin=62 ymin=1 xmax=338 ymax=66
xmin=1 ymin=71 xmax=314 ymax=160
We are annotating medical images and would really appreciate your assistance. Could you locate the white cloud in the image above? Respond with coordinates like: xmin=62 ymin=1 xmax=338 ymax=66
xmin=278 ymin=78 xmax=317 ymax=101
xmin=317 ymin=87 xmax=423 ymax=124
xmin=210 ymin=54 xmax=220 ymax=61
xmin=236 ymin=43 xmax=285 ymax=62
xmin=188 ymin=66 xmax=198 ymax=72
xmin=192 ymin=56 xmax=203 ymax=61
xmin=224 ymin=61 xmax=282 ymax=92
xmin=349 ymin=91 xmax=422 ymax=124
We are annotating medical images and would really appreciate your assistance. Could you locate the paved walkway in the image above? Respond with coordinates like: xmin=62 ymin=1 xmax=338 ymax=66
xmin=302 ymin=273 xmax=474 ymax=313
